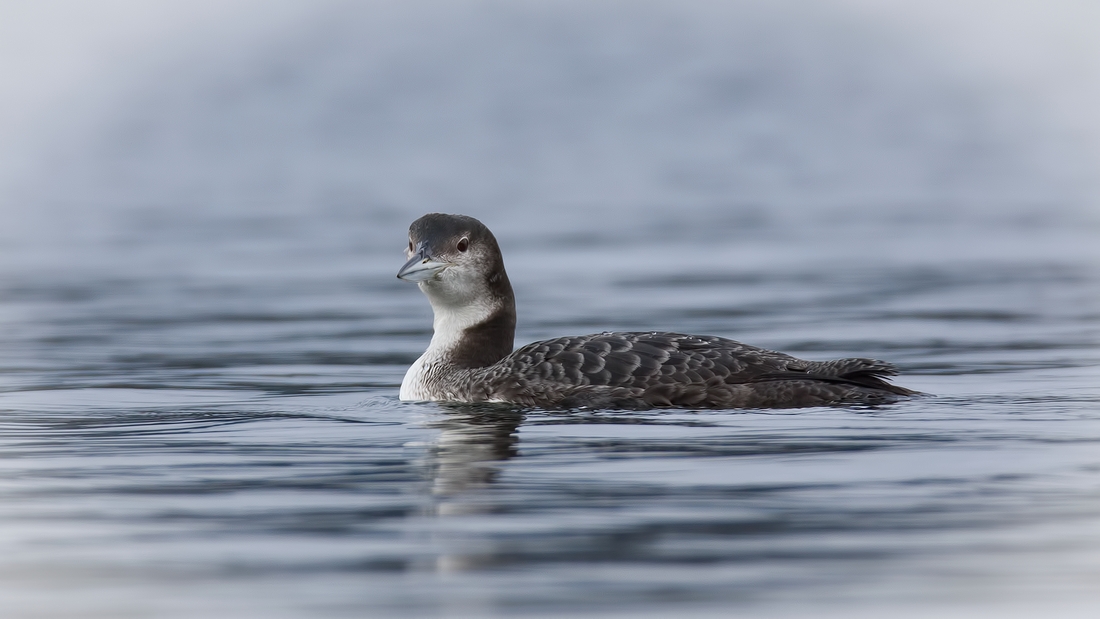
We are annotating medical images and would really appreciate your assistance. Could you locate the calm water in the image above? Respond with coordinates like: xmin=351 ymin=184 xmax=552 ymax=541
xmin=2 ymin=3 xmax=1100 ymax=618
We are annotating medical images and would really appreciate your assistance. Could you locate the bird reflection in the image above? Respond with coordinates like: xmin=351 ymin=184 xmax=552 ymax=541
xmin=423 ymin=403 xmax=523 ymax=498
xmin=419 ymin=404 xmax=525 ymax=573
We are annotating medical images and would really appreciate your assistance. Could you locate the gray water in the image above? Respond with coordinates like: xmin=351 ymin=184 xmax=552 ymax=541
xmin=2 ymin=3 xmax=1100 ymax=618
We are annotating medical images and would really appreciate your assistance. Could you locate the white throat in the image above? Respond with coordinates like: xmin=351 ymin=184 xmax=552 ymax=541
xmin=399 ymin=280 xmax=500 ymax=401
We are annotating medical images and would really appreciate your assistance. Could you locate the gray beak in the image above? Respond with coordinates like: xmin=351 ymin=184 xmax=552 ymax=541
xmin=397 ymin=242 xmax=451 ymax=282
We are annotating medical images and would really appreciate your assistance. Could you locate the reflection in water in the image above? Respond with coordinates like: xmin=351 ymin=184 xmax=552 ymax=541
xmin=421 ymin=405 xmax=524 ymax=576
xmin=426 ymin=405 xmax=523 ymax=498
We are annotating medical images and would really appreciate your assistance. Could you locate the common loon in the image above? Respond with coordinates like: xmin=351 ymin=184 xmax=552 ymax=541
xmin=397 ymin=213 xmax=916 ymax=409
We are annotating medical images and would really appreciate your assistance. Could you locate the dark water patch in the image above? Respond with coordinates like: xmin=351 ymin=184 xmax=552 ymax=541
xmin=107 ymin=351 xmax=417 ymax=369
xmin=521 ymin=437 xmax=914 ymax=459
xmin=906 ymin=359 xmax=1099 ymax=375
xmin=616 ymin=271 xmax=823 ymax=289
xmin=870 ymin=309 xmax=1037 ymax=322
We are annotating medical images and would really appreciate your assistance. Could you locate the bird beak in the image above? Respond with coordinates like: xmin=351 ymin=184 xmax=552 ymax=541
xmin=397 ymin=242 xmax=451 ymax=281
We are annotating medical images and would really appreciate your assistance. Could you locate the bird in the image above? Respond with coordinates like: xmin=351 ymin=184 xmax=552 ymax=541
xmin=396 ymin=213 xmax=917 ymax=409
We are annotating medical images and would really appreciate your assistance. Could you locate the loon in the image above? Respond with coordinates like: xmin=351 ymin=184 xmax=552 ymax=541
xmin=397 ymin=213 xmax=917 ymax=409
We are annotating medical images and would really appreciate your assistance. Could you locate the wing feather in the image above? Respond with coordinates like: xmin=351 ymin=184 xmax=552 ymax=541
xmin=481 ymin=332 xmax=915 ymax=408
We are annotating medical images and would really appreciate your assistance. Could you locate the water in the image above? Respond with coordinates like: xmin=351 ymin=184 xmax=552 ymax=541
xmin=2 ymin=3 xmax=1100 ymax=618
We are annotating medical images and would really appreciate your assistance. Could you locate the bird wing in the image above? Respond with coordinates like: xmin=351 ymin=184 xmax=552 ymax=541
xmin=481 ymin=331 xmax=912 ymax=408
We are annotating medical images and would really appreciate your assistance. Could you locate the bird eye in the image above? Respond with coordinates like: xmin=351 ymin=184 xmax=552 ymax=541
xmin=408 ymin=240 xmax=413 ymax=252
xmin=457 ymin=237 xmax=469 ymax=252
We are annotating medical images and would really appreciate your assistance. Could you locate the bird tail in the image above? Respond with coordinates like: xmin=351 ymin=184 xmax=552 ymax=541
xmin=809 ymin=358 xmax=920 ymax=396
xmin=754 ymin=358 xmax=921 ymax=397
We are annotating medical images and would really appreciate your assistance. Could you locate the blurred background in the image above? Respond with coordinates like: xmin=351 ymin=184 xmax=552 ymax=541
xmin=1 ymin=0 xmax=1098 ymax=262
xmin=2 ymin=1 xmax=1100 ymax=618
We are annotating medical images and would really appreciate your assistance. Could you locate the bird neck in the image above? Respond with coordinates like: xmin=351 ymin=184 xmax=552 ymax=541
xmin=424 ymin=274 xmax=516 ymax=369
